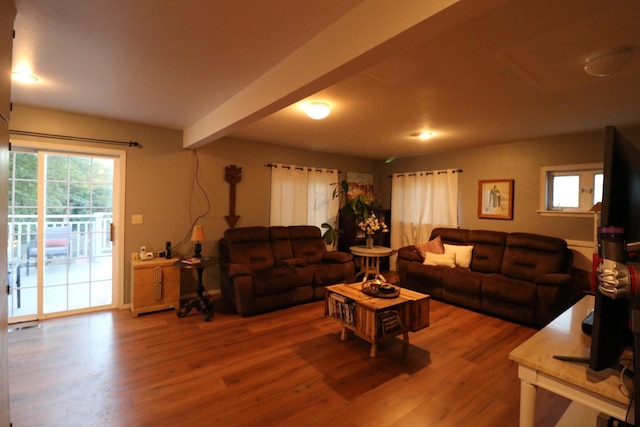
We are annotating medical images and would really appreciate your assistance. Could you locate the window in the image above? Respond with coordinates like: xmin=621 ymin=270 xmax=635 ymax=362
xmin=540 ymin=163 xmax=603 ymax=213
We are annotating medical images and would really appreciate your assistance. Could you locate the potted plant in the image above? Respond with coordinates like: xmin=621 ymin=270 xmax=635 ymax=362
xmin=322 ymin=180 xmax=349 ymax=250
xmin=322 ymin=180 xmax=375 ymax=249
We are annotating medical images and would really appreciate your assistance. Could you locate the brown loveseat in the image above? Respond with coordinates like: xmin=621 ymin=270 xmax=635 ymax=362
xmin=219 ymin=225 xmax=355 ymax=316
xmin=397 ymin=228 xmax=574 ymax=326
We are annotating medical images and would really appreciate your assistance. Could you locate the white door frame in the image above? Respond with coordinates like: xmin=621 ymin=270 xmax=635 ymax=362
xmin=10 ymin=139 xmax=127 ymax=314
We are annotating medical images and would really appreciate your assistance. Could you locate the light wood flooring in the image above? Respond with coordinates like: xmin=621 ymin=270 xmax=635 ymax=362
xmin=8 ymin=285 xmax=571 ymax=426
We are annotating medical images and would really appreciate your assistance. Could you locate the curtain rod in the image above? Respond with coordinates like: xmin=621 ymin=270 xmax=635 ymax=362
xmin=265 ymin=163 xmax=342 ymax=173
xmin=388 ymin=169 xmax=463 ymax=178
xmin=9 ymin=130 xmax=142 ymax=148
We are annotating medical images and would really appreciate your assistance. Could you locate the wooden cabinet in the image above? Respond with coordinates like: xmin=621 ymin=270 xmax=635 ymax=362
xmin=130 ymin=258 xmax=180 ymax=317
xmin=339 ymin=208 xmax=391 ymax=270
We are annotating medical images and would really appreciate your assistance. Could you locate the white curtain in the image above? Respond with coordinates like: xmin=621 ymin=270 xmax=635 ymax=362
xmin=269 ymin=163 xmax=339 ymax=229
xmin=390 ymin=169 xmax=459 ymax=269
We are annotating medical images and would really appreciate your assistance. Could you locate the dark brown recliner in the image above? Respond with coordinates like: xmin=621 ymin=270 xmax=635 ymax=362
xmin=219 ymin=225 xmax=355 ymax=316
xmin=397 ymin=228 xmax=575 ymax=326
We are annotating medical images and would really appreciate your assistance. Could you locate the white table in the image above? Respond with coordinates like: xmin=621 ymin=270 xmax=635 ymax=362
xmin=350 ymin=245 xmax=394 ymax=282
xmin=508 ymin=295 xmax=632 ymax=427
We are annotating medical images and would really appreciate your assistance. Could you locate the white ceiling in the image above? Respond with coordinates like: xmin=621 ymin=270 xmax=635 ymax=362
xmin=10 ymin=0 xmax=640 ymax=160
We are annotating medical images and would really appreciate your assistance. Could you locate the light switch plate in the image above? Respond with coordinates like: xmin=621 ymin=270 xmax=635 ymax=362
xmin=132 ymin=214 xmax=143 ymax=224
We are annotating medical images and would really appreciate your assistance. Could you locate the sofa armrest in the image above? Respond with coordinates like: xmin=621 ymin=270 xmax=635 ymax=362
xmin=398 ymin=246 xmax=422 ymax=262
xmin=321 ymin=251 xmax=353 ymax=264
xmin=535 ymin=273 xmax=572 ymax=288
xmin=225 ymin=263 xmax=252 ymax=279
xmin=276 ymin=258 xmax=307 ymax=268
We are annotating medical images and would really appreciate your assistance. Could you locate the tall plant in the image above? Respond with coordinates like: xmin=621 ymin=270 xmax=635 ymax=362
xmin=322 ymin=180 xmax=374 ymax=249
xmin=321 ymin=180 xmax=348 ymax=250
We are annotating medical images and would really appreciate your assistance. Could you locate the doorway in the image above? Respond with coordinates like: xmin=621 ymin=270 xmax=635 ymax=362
xmin=7 ymin=143 xmax=125 ymax=322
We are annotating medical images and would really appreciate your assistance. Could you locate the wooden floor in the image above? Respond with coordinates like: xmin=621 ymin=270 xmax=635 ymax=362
xmin=8 ymin=284 xmax=570 ymax=427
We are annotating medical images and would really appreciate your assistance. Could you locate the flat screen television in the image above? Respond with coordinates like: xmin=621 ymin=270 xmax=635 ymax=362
xmin=589 ymin=126 xmax=640 ymax=373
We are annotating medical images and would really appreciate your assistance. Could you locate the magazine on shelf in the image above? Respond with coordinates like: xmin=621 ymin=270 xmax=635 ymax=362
xmin=181 ymin=257 xmax=201 ymax=264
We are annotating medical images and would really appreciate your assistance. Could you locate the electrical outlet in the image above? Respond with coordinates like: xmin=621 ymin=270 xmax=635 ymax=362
xmin=131 ymin=252 xmax=139 ymax=260
xmin=132 ymin=214 xmax=143 ymax=224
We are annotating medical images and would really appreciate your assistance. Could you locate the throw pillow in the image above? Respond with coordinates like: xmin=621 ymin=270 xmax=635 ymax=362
xmin=45 ymin=237 xmax=68 ymax=248
xmin=423 ymin=252 xmax=456 ymax=268
xmin=415 ymin=235 xmax=444 ymax=258
xmin=444 ymin=244 xmax=474 ymax=269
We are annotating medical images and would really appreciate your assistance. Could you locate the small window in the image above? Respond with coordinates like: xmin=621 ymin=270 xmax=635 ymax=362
xmin=541 ymin=163 xmax=603 ymax=212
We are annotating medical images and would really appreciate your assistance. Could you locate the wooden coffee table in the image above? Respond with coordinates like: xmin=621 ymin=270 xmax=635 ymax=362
xmin=325 ymin=283 xmax=430 ymax=357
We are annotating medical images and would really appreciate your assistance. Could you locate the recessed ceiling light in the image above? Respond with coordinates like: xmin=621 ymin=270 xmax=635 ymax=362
xmin=418 ymin=131 xmax=433 ymax=140
xmin=304 ymin=102 xmax=331 ymax=120
xmin=12 ymin=71 xmax=39 ymax=84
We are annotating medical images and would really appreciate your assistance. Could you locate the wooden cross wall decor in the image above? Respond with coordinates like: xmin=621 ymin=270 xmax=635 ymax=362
xmin=224 ymin=164 xmax=242 ymax=228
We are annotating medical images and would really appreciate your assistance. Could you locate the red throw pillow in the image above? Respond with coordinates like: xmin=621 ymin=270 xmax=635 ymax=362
xmin=415 ymin=235 xmax=444 ymax=258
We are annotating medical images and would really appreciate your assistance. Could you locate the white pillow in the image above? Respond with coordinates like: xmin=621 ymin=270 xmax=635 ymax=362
xmin=444 ymin=244 xmax=474 ymax=269
xmin=423 ymin=252 xmax=456 ymax=268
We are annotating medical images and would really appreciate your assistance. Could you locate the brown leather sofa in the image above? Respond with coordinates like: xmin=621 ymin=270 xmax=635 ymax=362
xmin=397 ymin=228 xmax=574 ymax=326
xmin=219 ymin=225 xmax=355 ymax=316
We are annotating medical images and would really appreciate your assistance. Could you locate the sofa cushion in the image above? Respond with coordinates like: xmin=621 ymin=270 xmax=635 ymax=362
xmin=293 ymin=265 xmax=314 ymax=287
xmin=269 ymin=226 xmax=293 ymax=261
xmin=442 ymin=268 xmax=484 ymax=309
xmin=482 ymin=273 xmax=537 ymax=306
xmin=289 ymin=225 xmax=327 ymax=264
xmin=444 ymin=244 xmax=474 ymax=269
xmin=468 ymin=230 xmax=507 ymax=274
xmin=423 ymin=252 xmax=456 ymax=267
xmin=415 ymin=236 xmax=444 ymax=257
xmin=501 ymin=233 xmax=569 ymax=281
xmin=312 ymin=264 xmax=350 ymax=286
xmin=406 ymin=262 xmax=445 ymax=298
xmin=253 ymin=267 xmax=298 ymax=297
xmin=431 ymin=228 xmax=469 ymax=245
xmin=224 ymin=226 xmax=276 ymax=271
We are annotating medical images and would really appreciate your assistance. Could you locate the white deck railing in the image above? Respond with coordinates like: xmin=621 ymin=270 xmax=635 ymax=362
xmin=8 ymin=213 xmax=113 ymax=263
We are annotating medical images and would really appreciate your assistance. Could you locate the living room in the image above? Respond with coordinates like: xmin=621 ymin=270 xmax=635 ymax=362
xmin=11 ymin=104 xmax=634 ymax=304
xmin=2 ymin=0 xmax=640 ymax=425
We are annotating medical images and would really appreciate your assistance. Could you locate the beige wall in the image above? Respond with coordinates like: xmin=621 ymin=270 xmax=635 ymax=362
xmin=10 ymin=105 xmax=640 ymax=302
xmin=377 ymin=126 xmax=640 ymax=242
xmin=10 ymin=105 xmax=376 ymax=303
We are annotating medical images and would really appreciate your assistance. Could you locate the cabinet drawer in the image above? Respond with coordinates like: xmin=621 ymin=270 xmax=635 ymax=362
xmin=135 ymin=266 xmax=179 ymax=285
xmin=132 ymin=280 xmax=179 ymax=307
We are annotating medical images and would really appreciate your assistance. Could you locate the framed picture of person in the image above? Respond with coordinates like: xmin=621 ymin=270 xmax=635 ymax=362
xmin=478 ymin=179 xmax=514 ymax=219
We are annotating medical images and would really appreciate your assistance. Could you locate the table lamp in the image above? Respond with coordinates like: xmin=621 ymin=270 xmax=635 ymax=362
xmin=191 ymin=225 xmax=206 ymax=258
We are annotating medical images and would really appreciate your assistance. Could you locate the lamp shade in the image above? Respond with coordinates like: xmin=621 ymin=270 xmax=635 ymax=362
xmin=191 ymin=225 xmax=206 ymax=242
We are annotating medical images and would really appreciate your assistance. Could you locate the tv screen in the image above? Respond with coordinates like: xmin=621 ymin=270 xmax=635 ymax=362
xmin=589 ymin=125 xmax=640 ymax=372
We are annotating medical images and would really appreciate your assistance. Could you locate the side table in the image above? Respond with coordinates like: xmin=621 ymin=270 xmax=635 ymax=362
xmin=350 ymin=245 xmax=394 ymax=282
xmin=174 ymin=258 xmax=218 ymax=321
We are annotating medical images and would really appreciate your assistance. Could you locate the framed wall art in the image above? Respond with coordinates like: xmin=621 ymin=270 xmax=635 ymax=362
xmin=478 ymin=179 xmax=514 ymax=220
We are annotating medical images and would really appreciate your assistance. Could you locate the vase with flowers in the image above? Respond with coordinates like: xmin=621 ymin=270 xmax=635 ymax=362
xmin=358 ymin=213 xmax=388 ymax=248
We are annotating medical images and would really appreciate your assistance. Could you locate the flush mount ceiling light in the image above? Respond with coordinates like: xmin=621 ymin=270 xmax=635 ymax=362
xmin=12 ymin=70 xmax=39 ymax=84
xmin=419 ymin=131 xmax=433 ymax=140
xmin=304 ymin=102 xmax=331 ymax=120
xmin=584 ymin=46 xmax=634 ymax=77
xmin=410 ymin=131 xmax=434 ymax=140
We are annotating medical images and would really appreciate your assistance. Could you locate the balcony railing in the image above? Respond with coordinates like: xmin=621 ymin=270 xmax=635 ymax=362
xmin=8 ymin=213 xmax=113 ymax=264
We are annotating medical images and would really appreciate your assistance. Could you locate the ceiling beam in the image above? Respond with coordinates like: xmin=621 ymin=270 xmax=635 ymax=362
xmin=182 ymin=0 xmax=467 ymax=149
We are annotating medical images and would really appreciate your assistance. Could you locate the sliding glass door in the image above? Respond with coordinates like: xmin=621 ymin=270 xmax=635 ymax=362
xmin=7 ymin=147 xmax=121 ymax=321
